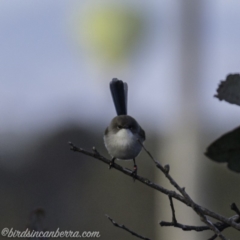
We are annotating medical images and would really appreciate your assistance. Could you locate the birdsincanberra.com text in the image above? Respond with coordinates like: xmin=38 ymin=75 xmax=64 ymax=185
xmin=1 ymin=228 xmax=101 ymax=238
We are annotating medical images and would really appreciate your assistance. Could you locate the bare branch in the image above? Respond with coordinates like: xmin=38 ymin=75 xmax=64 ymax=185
xmin=138 ymin=141 xmax=240 ymax=231
xmin=162 ymin=196 xmax=231 ymax=239
xmin=168 ymin=196 xmax=177 ymax=224
xmin=69 ymin=141 xmax=240 ymax=238
xmin=231 ymin=203 xmax=240 ymax=218
xmin=160 ymin=221 xmax=209 ymax=231
xmin=197 ymin=213 xmax=227 ymax=240
xmin=160 ymin=218 xmax=232 ymax=233
xmin=105 ymin=215 xmax=151 ymax=240
xmin=69 ymin=142 xmax=185 ymax=204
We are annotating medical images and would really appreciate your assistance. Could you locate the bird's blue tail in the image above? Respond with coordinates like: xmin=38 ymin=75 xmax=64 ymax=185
xmin=110 ymin=78 xmax=128 ymax=115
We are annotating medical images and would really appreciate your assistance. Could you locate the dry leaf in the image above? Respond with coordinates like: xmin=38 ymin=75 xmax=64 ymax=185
xmin=215 ymin=74 xmax=240 ymax=106
xmin=205 ymin=126 xmax=240 ymax=172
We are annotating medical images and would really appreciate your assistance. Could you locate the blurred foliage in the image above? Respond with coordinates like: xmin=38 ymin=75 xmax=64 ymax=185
xmin=75 ymin=4 xmax=145 ymax=64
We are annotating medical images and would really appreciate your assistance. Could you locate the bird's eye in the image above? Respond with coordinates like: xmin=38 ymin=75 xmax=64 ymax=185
xmin=117 ymin=125 xmax=122 ymax=129
xmin=129 ymin=125 xmax=133 ymax=130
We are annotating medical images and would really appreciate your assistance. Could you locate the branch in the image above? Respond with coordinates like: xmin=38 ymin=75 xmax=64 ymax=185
xmin=161 ymin=196 xmax=213 ymax=233
xmin=69 ymin=142 xmax=240 ymax=238
xmin=160 ymin=219 xmax=231 ymax=232
xmin=106 ymin=215 xmax=151 ymax=240
xmin=138 ymin=141 xmax=240 ymax=232
xmin=168 ymin=196 xmax=177 ymax=224
xmin=68 ymin=142 xmax=185 ymax=204
xmin=207 ymin=219 xmax=238 ymax=240
xmin=231 ymin=203 xmax=240 ymax=218
xmin=197 ymin=212 xmax=227 ymax=240
xmin=160 ymin=221 xmax=209 ymax=231
xmin=161 ymin=194 xmax=234 ymax=238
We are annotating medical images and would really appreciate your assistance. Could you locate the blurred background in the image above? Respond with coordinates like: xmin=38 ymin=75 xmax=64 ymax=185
xmin=1 ymin=0 xmax=240 ymax=239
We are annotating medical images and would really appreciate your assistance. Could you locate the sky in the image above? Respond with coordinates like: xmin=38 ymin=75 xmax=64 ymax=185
xmin=1 ymin=0 xmax=240 ymax=136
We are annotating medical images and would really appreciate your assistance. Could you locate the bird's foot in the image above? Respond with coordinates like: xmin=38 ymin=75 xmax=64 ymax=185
xmin=131 ymin=165 xmax=137 ymax=180
xmin=109 ymin=158 xmax=115 ymax=169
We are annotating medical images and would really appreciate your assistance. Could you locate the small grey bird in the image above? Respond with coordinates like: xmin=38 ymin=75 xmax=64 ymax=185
xmin=104 ymin=78 xmax=145 ymax=175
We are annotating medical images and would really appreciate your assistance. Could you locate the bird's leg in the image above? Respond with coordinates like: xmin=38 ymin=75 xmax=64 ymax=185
xmin=131 ymin=158 xmax=137 ymax=177
xmin=109 ymin=157 xmax=115 ymax=169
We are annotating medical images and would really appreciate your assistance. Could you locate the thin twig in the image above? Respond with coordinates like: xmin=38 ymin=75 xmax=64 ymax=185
xmin=105 ymin=215 xmax=151 ymax=240
xmin=140 ymin=142 xmax=228 ymax=239
xmin=69 ymin=142 xmax=240 ymax=235
xmin=69 ymin=142 xmax=185 ymax=204
xmin=208 ymin=234 xmax=218 ymax=240
xmin=160 ymin=220 xmax=230 ymax=232
xmin=180 ymin=188 xmax=227 ymax=239
xmin=160 ymin=221 xmax=209 ymax=231
xmin=162 ymin=197 xmax=233 ymax=239
xmin=168 ymin=196 xmax=177 ymax=224
xmin=138 ymin=141 xmax=240 ymax=232
xmin=231 ymin=203 xmax=240 ymax=218
xmin=197 ymin=212 xmax=227 ymax=240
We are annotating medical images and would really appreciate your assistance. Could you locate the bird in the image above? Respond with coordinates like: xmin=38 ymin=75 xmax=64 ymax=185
xmin=103 ymin=78 xmax=145 ymax=176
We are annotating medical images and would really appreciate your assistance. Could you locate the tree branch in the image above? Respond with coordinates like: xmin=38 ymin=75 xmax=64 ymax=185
xmin=69 ymin=142 xmax=240 ymax=239
xmin=168 ymin=196 xmax=177 ymax=224
xmin=161 ymin=192 xmax=235 ymax=239
xmin=68 ymin=142 xmax=185 ymax=204
xmin=231 ymin=203 xmax=240 ymax=217
xmin=160 ymin=221 xmax=209 ymax=231
xmin=106 ymin=215 xmax=151 ymax=240
xmin=138 ymin=141 xmax=240 ymax=232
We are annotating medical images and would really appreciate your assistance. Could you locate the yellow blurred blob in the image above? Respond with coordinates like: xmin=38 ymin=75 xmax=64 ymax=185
xmin=76 ymin=5 xmax=144 ymax=64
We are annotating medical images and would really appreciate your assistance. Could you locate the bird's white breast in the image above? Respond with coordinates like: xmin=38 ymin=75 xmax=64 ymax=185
xmin=104 ymin=129 xmax=142 ymax=160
